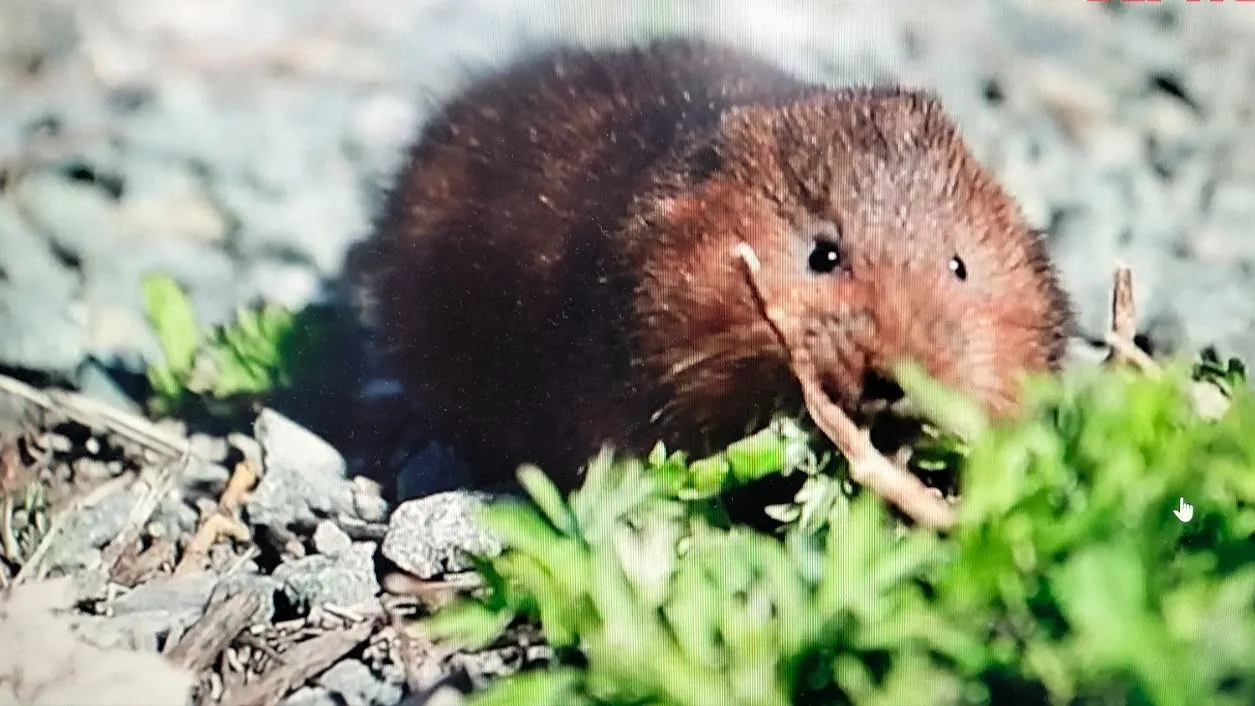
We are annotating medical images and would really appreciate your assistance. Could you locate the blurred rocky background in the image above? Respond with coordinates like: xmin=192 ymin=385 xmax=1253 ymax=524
xmin=2 ymin=0 xmax=1255 ymax=389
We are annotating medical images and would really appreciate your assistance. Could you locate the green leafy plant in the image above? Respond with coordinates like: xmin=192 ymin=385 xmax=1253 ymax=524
xmin=141 ymin=273 xmax=333 ymax=419
xmin=1193 ymin=347 xmax=1247 ymax=397
xmin=424 ymin=454 xmax=947 ymax=706
xmin=423 ymin=356 xmax=1255 ymax=706
xmin=934 ymin=362 xmax=1255 ymax=706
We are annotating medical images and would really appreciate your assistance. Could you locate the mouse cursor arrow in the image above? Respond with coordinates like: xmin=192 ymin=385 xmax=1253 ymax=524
xmin=1173 ymin=497 xmax=1194 ymax=523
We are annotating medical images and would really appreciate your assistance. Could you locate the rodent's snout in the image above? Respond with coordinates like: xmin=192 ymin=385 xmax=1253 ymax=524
xmin=856 ymin=369 xmax=906 ymax=415
xmin=808 ymin=267 xmax=973 ymax=423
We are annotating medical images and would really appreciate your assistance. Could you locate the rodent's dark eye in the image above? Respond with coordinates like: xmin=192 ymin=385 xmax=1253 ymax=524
xmin=949 ymin=256 xmax=968 ymax=281
xmin=808 ymin=239 xmax=842 ymax=275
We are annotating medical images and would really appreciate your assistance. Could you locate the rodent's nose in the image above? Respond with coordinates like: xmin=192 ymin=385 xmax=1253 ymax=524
xmin=859 ymin=369 xmax=906 ymax=407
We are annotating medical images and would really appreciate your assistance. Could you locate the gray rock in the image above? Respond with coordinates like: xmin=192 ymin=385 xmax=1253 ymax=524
xmin=69 ymin=568 xmax=111 ymax=604
xmin=111 ymin=571 xmax=218 ymax=614
xmin=178 ymin=456 xmax=232 ymax=496
xmin=317 ymin=659 xmax=404 ymax=706
xmin=9 ymin=168 xmax=122 ymax=263
xmin=45 ymin=483 xmax=144 ymax=573
xmin=313 ymin=520 xmax=353 ymax=556
xmin=0 ymin=0 xmax=81 ymax=72
xmin=148 ymin=494 xmax=200 ymax=540
xmin=0 ymin=201 xmax=88 ymax=373
xmin=72 ymin=569 xmax=275 ymax=654
xmin=279 ymin=686 xmax=339 ymax=706
xmin=272 ymin=541 xmax=379 ymax=609
xmin=72 ymin=572 xmax=220 ymax=652
xmin=239 ymin=257 xmax=322 ymax=311
xmin=74 ymin=359 xmax=143 ymax=415
xmin=351 ymin=478 xmax=390 ymax=524
xmin=381 ymin=492 xmax=503 ymax=580
xmin=81 ymin=238 xmax=236 ymax=362
xmin=207 ymin=573 xmax=279 ymax=624
xmin=246 ymin=408 xmax=357 ymax=531
xmin=213 ymin=161 xmax=366 ymax=277
xmin=112 ymin=156 xmax=228 ymax=245
xmin=343 ymin=92 xmax=420 ymax=176
xmin=228 ymin=432 xmax=263 ymax=467
xmin=188 ymin=433 xmax=230 ymax=465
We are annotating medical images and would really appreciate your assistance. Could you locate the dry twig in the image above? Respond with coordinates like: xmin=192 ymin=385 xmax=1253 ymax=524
xmin=1099 ymin=265 xmax=1233 ymax=421
xmin=175 ymin=460 xmax=257 ymax=576
xmin=167 ymin=588 xmax=270 ymax=673
xmin=1100 ymin=264 xmax=1162 ymax=377
xmin=111 ymin=537 xmax=177 ymax=586
xmin=382 ymin=571 xmax=485 ymax=606
xmin=1105 ymin=331 xmax=1162 ymax=378
xmin=733 ymin=243 xmax=956 ymax=530
xmin=1106 ymin=263 xmax=1137 ymax=367
xmin=13 ymin=472 xmax=134 ymax=583
xmin=221 ymin=621 xmax=376 ymax=706
xmin=100 ymin=462 xmax=186 ymax=576
xmin=0 ymin=372 xmax=201 ymax=583
xmin=175 ymin=513 xmax=251 ymax=576
xmin=0 ymin=373 xmax=188 ymax=460
xmin=219 ymin=459 xmax=258 ymax=513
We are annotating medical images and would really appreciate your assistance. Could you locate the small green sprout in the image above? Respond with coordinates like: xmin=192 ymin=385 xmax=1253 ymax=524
xmin=140 ymin=273 xmax=333 ymax=419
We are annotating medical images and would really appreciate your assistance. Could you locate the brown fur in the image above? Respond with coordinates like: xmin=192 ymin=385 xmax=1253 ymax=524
xmin=364 ymin=39 xmax=1073 ymax=491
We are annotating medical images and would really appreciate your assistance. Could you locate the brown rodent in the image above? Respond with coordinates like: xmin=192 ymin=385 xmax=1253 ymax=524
xmin=362 ymin=39 xmax=1073 ymax=493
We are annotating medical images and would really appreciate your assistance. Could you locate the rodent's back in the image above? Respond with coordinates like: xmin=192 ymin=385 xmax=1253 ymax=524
xmin=367 ymin=41 xmax=811 ymax=487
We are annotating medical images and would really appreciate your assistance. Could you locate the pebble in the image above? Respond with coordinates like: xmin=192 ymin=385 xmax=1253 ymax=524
xmin=228 ymin=432 xmax=263 ymax=467
xmin=188 ymin=433 xmax=230 ymax=464
xmin=46 ymin=483 xmax=145 ymax=573
xmin=272 ymin=541 xmax=380 ymax=610
xmin=246 ymin=408 xmax=357 ymax=531
xmin=381 ymin=492 xmax=503 ymax=580
xmin=10 ymin=167 xmax=123 ymax=263
xmin=79 ymin=572 xmax=221 ymax=652
xmin=351 ymin=477 xmax=390 ymax=524
xmin=313 ymin=520 xmax=354 ymax=556
xmin=149 ymin=495 xmax=200 ymax=539
xmin=0 ymin=202 xmax=89 ymax=374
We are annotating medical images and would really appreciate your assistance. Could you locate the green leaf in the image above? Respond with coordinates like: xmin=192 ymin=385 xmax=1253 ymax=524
xmin=141 ymin=273 xmax=201 ymax=375
xmin=517 ymin=464 xmax=579 ymax=537
xmin=894 ymin=360 xmax=989 ymax=441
